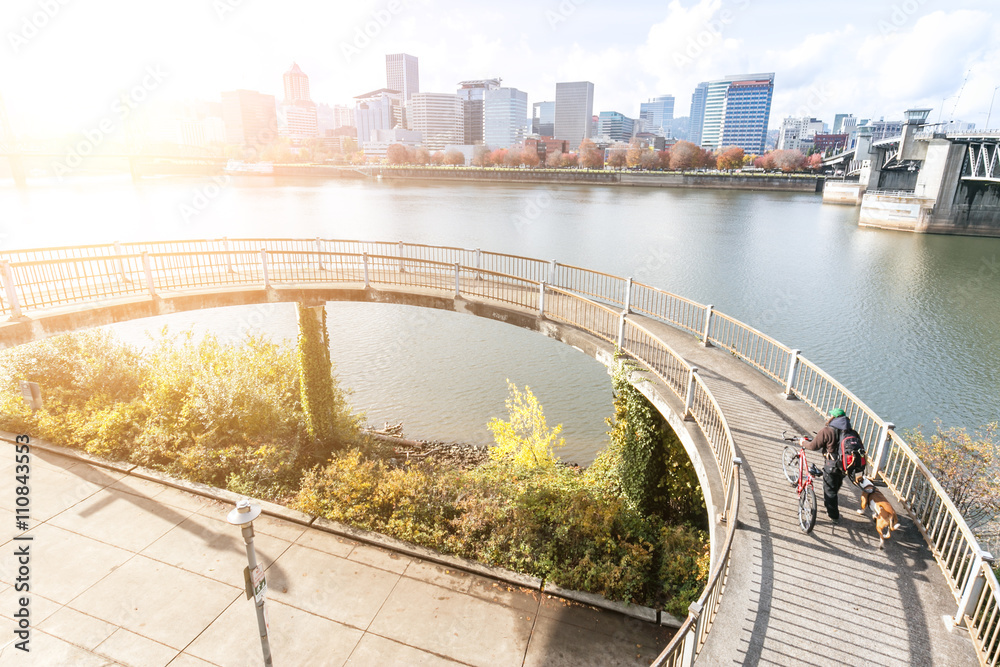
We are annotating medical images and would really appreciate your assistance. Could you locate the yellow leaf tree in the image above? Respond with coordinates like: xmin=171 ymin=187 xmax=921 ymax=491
xmin=487 ymin=381 xmax=565 ymax=468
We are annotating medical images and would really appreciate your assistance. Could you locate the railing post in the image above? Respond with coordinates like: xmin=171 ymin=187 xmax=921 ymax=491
xmin=548 ymin=259 xmax=557 ymax=285
xmin=315 ymin=237 xmax=324 ymax=271
xmin=363 ymin=252 xmax=370 ymax=288
xmin=398 ymin=241 xmax=405 ymax=273
xmin=223 ymin=237 xmax=233 ymax=273
xmin=617 ymin=309 xmax=627 ymax=349
xmin=871 ymin=422 xmax=895 ymax=478
xmin=684 ymin=367 xmax=699 ymax=421
xmin=113 ymin=240 xmax=130 ymax=284
xmin=681 ymin=602 xmax=703 ymax=667
xmin=539 ymin=282 xmax=546 ymax=317
xmin=624 ymin=277 xmax=633 ymax=314
xmin=701 ymin=304 xmax=714 ymax=347
xmin=141 ymin=252 xmax=156 ymax=297
xmin=954 ymin=551 xmax=994 ymax=627
xmin=1 ymin=261 xmax=23 ymax=318
xmin=719 ymin=458 xmax=742 ymax=524
xmin=475 ymin=247 xmax=481 ymax=280
xmin=782 ymin=349 xmax=801 ymax=399
xmin=454 ymin=263 xmax=461 ymax=297
xmin=260 ymin=248 xmax=270 ymax=289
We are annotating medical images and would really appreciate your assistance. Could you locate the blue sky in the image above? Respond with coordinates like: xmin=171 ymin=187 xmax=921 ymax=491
xmin=3 ymin=0 xmax=1000 ymax=134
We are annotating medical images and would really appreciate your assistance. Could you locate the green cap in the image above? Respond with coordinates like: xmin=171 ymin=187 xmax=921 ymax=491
xmin=828 ymin=408 xmax=846 ymax=418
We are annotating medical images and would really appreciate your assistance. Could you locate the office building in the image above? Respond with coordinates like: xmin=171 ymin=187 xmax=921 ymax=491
xmin=408 ymin=92 xmax=464 ymax=150
xmin=776 ymin=116 xmax=824 ymax=152
xmin=221 ymin=89 xmax=277 ymax=147
xmin=283 ymin=63 xmax=311 ymax=103
xmin=554 ymin=81 xmax=594 ymax=150
xmin=688 ymin=83 xmax=708 ymax=146
xmin=596 ymin=111 xmax=635 ymax=142
xmin=456 ymin=79 xmax=500 ymax=145
xmin=833 ymin=113 xmax=854 ymax=134
xmin=278 ymin=63 xmax=317 ymax=141
xmin=354 ymin=88 xmax=403 ymax=144
xmin=484 ymin=87 xmax=528 ymax=148
xmin=689 ymin=73 xmax=774 ymax=153
xmin=532 ymin=101 xmax=555 ymax=136
xmin=386 ymin=53 xmax=419 ymax=101
xmin=639 ymin=95 xmax=675 ymax=136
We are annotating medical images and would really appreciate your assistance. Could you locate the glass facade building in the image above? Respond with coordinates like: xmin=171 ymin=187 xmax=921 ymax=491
xmin=554 ymin=81 xmax=594 ymax=150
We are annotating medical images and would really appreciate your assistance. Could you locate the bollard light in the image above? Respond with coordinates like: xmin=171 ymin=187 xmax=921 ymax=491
xmin=227 ymin=499 xmax=273 ymax=666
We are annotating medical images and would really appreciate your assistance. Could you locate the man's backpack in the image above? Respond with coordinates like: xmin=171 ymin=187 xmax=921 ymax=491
xmin=837 ymin=428 xmax=867 ymax=476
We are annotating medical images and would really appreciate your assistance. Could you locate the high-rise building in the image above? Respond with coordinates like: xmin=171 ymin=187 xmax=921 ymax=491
xmin=639 ymin=95 xmax=675 ymax=136
xmin=689 ymin=73 xmax=774 ymax=153
xmin=386 ymin=53 xmax=419 ymax=101
xmin=408 ymin=92 xmax=464 ymax=150
xmin=596 ymin=111 xmax=635 ymax=142
xmin=354 ymin=88 xmax=403 ymax=144
xmin=456 ymin=79 xmax=500 ymax=145
xmin=554 ymin=81 xmax=594 ymax=150
xmin=776 ymin=116 xmax=825 ymax=151
xmin=688 ymin=83 xmax=708 ymax=146
xmin=484 ymin=87 xmax=528 ymax=148
xmin=283 ymin=63 xmax=311 ymax=103
xmin=833 ymin=113 xmax=854 ymax=134
xmin=532 ymin=101 xmax=555 ymax=136
xmin=221 ymin=89 xmax=277 ymax=147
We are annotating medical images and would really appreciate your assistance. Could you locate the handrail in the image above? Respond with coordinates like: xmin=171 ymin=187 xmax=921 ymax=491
xmin=0 ymin=239 xmax=995 ymax=667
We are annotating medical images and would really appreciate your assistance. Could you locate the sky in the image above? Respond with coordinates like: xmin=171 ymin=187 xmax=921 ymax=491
xmin=3 ymin=0 xmax=1000 ymax=136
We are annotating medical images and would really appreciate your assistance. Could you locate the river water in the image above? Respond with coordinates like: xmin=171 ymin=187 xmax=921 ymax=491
xmin=2 ymin=175 xmax=998 ymax=464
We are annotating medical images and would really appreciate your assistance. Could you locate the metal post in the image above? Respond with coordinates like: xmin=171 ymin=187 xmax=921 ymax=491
xmin=954 ymin=551 xmax=994 ymax=627
xmin=701 ymin=304 xmax=714 ymax=347
xmin=260 ymin=248 xmax=270 ymax=289
xmin=539 ymin=282 xmax=546 ymax=317
xmin=684 ymin=367 xmax=699 ymax=421
xmin=1 ymin=261 xmax=22 ymax=319
xmin=782 ymin=349 xmax=801 ymax=399
xmin=549 ymin=259 xmax=557 ymax=286
xmin=871 ymin=422 xmax=895 ymax=478
xmin=719 ymin=458 xmax=742 ymax=524
xmin=227 ymin=501 xmax=273 ymax=666
xmin=454 ymin=262 xmax=461 ymax=297
xmin=223 ymin=237 xmax=233 ymax=273
xmin=398 ymin=241 xmax=405 ymax=273
xmin=617 ymin=309 xmax=627 ymax=349
xmin=363 ymin=252 xmax=370 ymax=288
xmin=315 ymin=237 xmax=324 ymax=271
xmin=113 ymin=240 xmax=130 ymax=284
xmin=475 ymin=248 xmax=482 ymax=280
xmin=141 ymin=252 xmax=156 ymax=297
xmin=681 ymin=602 xmax=703 ymax=667
xmin=624 ymin=277 xmax=633 ymax=314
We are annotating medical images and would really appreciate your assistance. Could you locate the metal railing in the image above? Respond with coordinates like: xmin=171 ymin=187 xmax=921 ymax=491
xmin=0 ymin=238 xmax=995 ymax=667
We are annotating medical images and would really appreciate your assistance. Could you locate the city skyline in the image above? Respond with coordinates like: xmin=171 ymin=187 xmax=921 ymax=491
xmin=3 ymin=0 xmax=1000 ymax=137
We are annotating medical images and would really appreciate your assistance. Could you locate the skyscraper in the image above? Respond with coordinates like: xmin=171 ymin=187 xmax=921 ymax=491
xmin=408 ymin=93 xmax=464 ymax=150
xmin=386 ymin=53 xmax=419 ymax=101
xmin=639 ymin=95 xmax=675 ymax=136
xmin=532 ymin=101 xmax=555 ymax=136
xmin=483 ymin=87 xmax=528 ymax=148
xmin=354 ymin=88 xmax=403 ymax=144
xmin=279 ymin=63 xmax=317 ymax=140
xmin=221 ymin=89 xmax=277 ymax=147
xmin=596 ymin=111 xmax=635 ymax=142
xmin=457 ymin=79 xmax=500 ymax=145
xmin=283 ymin=63 xmax=311 ymax=103
xmin=554 ymin=81 xmax=594 ymax=150
xmin=688 ymin=73 xmax=774 ymax=153
xmin=688 ymin=83 xmax=708 ymax=146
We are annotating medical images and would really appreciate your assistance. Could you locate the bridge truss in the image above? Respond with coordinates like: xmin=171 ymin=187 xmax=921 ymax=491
xmin=963 ymin=140 xmax=1000 ymax=183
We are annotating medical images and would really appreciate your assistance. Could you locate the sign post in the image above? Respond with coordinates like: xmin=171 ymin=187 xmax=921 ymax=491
xmin=227 ymin=499 xmax=273 ymax=666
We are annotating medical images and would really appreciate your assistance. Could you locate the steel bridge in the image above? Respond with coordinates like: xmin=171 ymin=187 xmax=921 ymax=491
xmin=0 ymin=239 xmax=996 ymax=666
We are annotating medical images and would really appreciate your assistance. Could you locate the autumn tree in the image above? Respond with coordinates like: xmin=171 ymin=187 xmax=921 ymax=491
xmin=444 ymin=149 xmax=466 ymax=166
xmin=626 ymin=140 xmax=645 ymax=168
xmin=669 ymin=140 xmax=701 ymax=170
xmin=413 ymin=147 xmax=431 ymax=165
xmin=560 ymin=152 xmax=579 ymax=168
xmin=579 ymin=139 xmax=604 ymax=169
xmin=656 ymin=149 xmax=671 ymax=169
xmin=503 ymin=148 xmax=522 ymax=167
xmin=639 ymin=150 xmax=659 ymax=170
xmin=754 ymin=152 xmax=775 ymax=170
xmin=607 ymin=147 xmax=627 ymax=169
xmin=430 ymin=151 xmax=445 ymax=165
xmin=521 ymin=146 xmax=541 ymax=168
xmin=386 ymin=143 xmax=408 ymax=165
xmin=806 ymin=153 xmax=824 ymax=171
xmin=472 ymin=145 xmax=491 ymax=167
xmin=716 ymin=146 xmax=745 ymax=171
xmin=488 ymin=380 xmax=565 ymax=468
xmin=490 ymin=148 xmax=507 ymax=166
xmin=545 ymin=150 xmax=563 ymax=168
xmin=770 ymin=149 xmax=806 ymax=172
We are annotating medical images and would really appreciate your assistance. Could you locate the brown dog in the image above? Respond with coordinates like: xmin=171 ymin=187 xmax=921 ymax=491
xmin=856 ymin=477 xmax=900 ymax=549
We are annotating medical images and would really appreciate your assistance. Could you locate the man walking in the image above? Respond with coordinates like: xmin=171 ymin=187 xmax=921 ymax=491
xmin=802 ymin=408 xmax=851 ymax=523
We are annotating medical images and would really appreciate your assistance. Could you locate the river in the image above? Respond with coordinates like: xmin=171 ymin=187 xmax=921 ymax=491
xmin=2 ymin=175 xmax=998 ymax=464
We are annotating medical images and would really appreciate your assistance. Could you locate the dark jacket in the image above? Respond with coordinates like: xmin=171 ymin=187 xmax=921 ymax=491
xmin=804 ymin=415 xmax=851 ymax=470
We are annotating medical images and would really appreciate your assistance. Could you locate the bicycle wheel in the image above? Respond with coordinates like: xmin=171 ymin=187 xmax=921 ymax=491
xmin=782 ymin=446 xmax=800 ymax=484
xmin=799 ymin=484 xmax=817 ymax=533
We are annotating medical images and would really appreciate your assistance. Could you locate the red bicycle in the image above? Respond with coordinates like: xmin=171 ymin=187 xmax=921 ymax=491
xmin=781 ymin=431 xmax=822 ymax=533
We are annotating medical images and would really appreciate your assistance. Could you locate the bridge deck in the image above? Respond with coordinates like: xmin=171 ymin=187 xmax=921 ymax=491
xmin=0 ymin=265 xmax=984 ymax=665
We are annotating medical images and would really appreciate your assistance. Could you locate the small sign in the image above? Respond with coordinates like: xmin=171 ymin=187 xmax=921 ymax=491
xmin=251 ymin=564 xmax=267 ymax=605
xmin=19 ymin=381 xmax=42 ymax=411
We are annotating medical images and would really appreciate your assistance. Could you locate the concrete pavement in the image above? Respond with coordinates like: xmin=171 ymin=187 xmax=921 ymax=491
xmin=0 ymin=439 xmax=673 ymax=666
